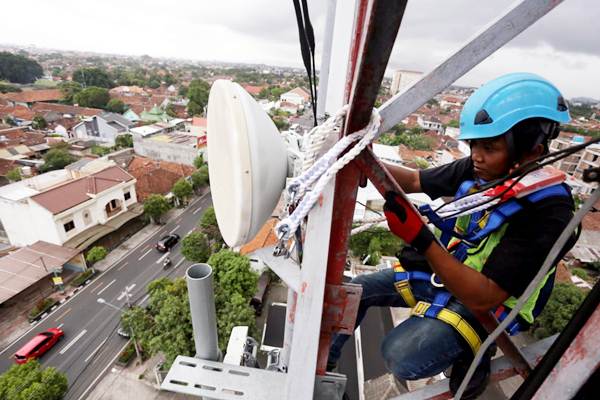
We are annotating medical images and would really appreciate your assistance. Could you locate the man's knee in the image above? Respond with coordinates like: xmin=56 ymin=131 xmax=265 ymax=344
xmin=381 ymin=335 xmax=430 ymax=380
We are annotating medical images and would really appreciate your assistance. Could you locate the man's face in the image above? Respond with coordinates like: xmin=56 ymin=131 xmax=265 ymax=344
xmin=469 ymin=135 xmax=512 ymax=181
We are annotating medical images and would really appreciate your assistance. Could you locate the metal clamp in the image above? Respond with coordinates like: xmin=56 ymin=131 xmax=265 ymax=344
xmin=430 ymin=273 xmax=445 ymax=288
xmin=321 ymin=283 xmax=363 ymax=335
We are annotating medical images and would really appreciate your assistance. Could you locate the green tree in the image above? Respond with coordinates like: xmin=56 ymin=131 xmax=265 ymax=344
xmin=143 ymin=194 xmax=171 ymax=224
xmin=0 ymin=360 xmax=68 ymax=400
xmin=0 ymin=52 xmax=43 ymax=84
xmin=74 ymin=87 xmax=110 ymax=109
xmin=178 ymin=85 xmax=188 ymax=97
xmin=271 ymin=116 xmax=289 ymax=131
xmin=163 ymin=74 xmax=176 ymax=86
xmin=6 ymin=167 xmax=21 ymax=182
xmin=193 ymin=154 xmax=204 ymax=169
xmin=91 ymin=145 xmax=112 ymax=156
xmin=571 ymin=267 xmax=589 ymax=281
xmin=349 ymin=226 xmax=403 ymax=262
xmin=115 ymin=134 xmax=133 ymax=149
xmin=0 ymin=82 xmax=22 ymax=94
xmin=186 ymin=79 xmax=210 ymax=116
xmin=200 ymin=207 xmax=223 ymax=247
xmin=31 ymin=115 xmax=48 ymax=130
xmin=39 ymin=147 xmax=76 ymax=173
xmin=181 ymin=232 xmax=211 ymax=263
xmin=86 ymin=246 xmax=108 ymax=264
xmin=447 ymin=119 xmax=460 ymax=128
xmin=187 ymin=101 xmax=203 ymax=117
xmin=531 ymin=283 xmax=586 ymax=339
xmin=414 ymin=158 xmax=430 ymax=169
xmin=58 ymin=81 xmax=82 ymax=104
xmin=72 ymin=67 xmax=112 ymax=88
xmin=171 ymin=178 xmax=193 ymax=206
xmin=106 ymin=98 xmax=126 ymax=113
xmin=208 ymin=250 xmax=259 ymax=350
xmin=121 ymin=278 xmax=194 ymax=367
xmin=147 ymin=75 xmax=161 ymax=89
xmin=190 ymin=169 xmax=209 ymax=191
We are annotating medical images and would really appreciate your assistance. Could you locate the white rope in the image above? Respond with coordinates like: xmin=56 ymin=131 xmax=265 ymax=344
xmin=350 ymin=217 xmax=387 ymax=235
xmin=275 ymin=107 xmax=382 ymax=240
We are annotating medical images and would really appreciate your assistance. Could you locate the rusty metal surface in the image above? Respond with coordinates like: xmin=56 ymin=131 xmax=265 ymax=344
xmin=317 ymin=0 xmax=409 ymax=375
xmin=321 ymin=283 xmax=363 ymax=335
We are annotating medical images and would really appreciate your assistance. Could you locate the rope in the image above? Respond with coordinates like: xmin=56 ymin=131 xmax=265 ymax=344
xmin=275 ymin=107 xmax=382 ymax=240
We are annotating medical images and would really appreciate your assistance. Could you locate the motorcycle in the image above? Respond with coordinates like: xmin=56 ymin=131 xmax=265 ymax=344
xmin=163 ymin=257 xmax=172 ymax=269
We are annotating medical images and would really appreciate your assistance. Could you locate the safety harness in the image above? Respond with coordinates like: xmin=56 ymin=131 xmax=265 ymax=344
xmin=394 ymin=180 xmax=572 ymax=355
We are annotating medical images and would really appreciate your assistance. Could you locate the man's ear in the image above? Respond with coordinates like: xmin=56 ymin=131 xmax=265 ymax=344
xmin=519 ymin=143 xmax=545 ymax=165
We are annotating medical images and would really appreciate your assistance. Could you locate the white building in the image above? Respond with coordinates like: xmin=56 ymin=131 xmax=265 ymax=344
xmin=390 ymin=69 xmax=423 ymax=95
xmin=417 ymin=115 xmax=444 ymax=133
xmin=550 ymin=135 xmax=600 ymax=193
xmin=72 ymin=112 xmax=134 ymax=144
xmin=0 ymin=161 xmax=140 ymax=249
xmin=280 ymin=87 xmax=310 ymax=106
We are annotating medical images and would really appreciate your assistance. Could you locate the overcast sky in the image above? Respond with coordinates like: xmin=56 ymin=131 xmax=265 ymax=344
xmin=1 ymin=0 xmax=599 ymax=99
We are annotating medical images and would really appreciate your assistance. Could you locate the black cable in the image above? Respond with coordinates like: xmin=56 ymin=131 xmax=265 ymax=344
xmin=356 ymin=200 xmax=384 ymax=216
xmin=292 ymin=0 xmax=318 ymax=126
xmin=435 ymin=137 xmax=600 ymax=219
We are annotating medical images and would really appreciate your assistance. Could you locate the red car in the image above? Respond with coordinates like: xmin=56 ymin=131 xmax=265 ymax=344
xmin=14 ymin=327 xmax=64 ymax=364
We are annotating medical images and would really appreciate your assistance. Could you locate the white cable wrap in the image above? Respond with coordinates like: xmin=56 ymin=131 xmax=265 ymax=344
xmin=275 ymin=107 xmax=382 ymax=240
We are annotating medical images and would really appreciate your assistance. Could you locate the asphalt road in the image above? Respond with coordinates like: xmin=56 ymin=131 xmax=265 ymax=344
xmin=0 ymin=192 xmax=213 ymax=400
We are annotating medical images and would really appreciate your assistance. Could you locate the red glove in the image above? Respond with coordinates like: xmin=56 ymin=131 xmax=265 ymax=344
xmin=383 ymin=191 xmax=435 ymax=254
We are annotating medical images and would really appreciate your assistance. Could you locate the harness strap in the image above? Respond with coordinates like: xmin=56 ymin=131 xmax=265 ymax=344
xmin=393 ymin=262 xmax=429 ymax=307
xmin=412 ymin=301 xmax=482 ymax=355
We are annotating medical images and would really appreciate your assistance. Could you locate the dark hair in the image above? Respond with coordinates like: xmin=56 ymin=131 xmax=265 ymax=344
xmin=506 ymin=118 xmax=558 ymax=163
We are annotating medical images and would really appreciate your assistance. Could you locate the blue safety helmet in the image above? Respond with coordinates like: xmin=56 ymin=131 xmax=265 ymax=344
xmin=458 ymin=72 xmax=570 ymax=141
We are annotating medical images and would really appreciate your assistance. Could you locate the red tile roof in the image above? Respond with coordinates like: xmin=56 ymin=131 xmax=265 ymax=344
xmin=242 ymin=84 xmax=266 ymax=97
xmin=126 ymin=156 xmax=194 ymax=201
xmin=240 ymin=219 xmax=280 ymax=255
xmin=31 ymin=166 xmax=134 ymax=214
xmin=0 ymin=105 xmax=37 ymax=121
xmin=0 ymin=159 xmax=17 ymax=176
xmin=32 ymin=102 xmax=102 ymax=117
xmin=3 ymin=89 xmax=63 ymax=103
xmin=0 ymin=127 xmax=46 ymax=148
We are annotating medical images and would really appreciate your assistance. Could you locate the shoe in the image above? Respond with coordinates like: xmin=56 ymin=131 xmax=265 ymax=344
xmin=326 ymin=360 xmax=338 ymax=372
xmin=448 ymin=347 xmax=493 ymax=400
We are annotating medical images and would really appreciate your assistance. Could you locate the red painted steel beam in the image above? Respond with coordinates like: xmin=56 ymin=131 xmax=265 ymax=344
xmin=316 ymin=0 xmax=408 ymax=375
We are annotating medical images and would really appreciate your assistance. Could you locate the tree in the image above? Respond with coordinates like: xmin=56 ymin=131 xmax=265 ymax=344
xmin=187 ymin=101 xmax=203 ymax=117
xmin=58 ymin=81 xmax=82 ymax=104
xmin=6 ymin=167 xmax=21 ymax=182
xmin=171 ymin=178 xmax=193 ymax=206
xmin=0 ymin=51 xmax=43 ymax=84
xmin=178 ymin=85 xmax=188 ymax=97
xmin=91 ymin=145 xmax=112 ymax=156
xmin=147 ymin=75 xmax=161 ymax=89
xmin=86 ymin=246 xmax=108 ymax=264
xmin=531 ymin=283 xmax=586 ymax=339
xmin=193 ymin=154 xmax=204 ymax=169
xmin=165 ymin=103 xmax=178 ymax=118
xmin=181 ymin=232 xmax=211 ymax=263
xmin=72 ymin=67 xmax=112 ymax=88
xmin=115 ymin=134 xmax=133 ymax=149
xmin=186 ymin=79 xmax=210 ymax=116
xmin=190 ymin=169 xmax=209 ymax=191
xmin=74 ymin=87 xmax=110 ymax=109
xmin=106 ymin=98 xmax=126 ymax=113
xmin=349 ymin=226 xmax=403 ymax=262
xmin=163 ymin=74 xmax=176 ymax=86
xmin=143 ymin=194 xmax=170 ymax=224
xmin=208 ymin=250 xmax=259 ymax=350
xmin=447 ymin=119 xmax=460 ymax=128
xmin=121 ymin=278 xmax=194 ymax=367
xmin=0 ymin=82 xmax=22 ymax=94
xmin=39 ymin=147 xmax=76 ymax=173
xmin=200 ymin=207 xmax=223 ymax=247
xmin=0 ymin=360 xmax=68 ymax=400
xmin=32 ymin=115 xmax=48 ymax=130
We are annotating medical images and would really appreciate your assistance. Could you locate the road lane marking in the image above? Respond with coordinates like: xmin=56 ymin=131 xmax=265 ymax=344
xmin=57 ymin=323 xmax=64 ymax=329
xmin=174 ymin=258 xmax=185 ymax=269
xmin=77 ymin=341 xmax=131 ymax=400
xmin=116 ymin=261 xmax=129 ymax=271
xmin=176 ymin=217 xmax=182 ymax=223
xmin=169 ymin=224 xmax=181 ymax=234
xmin=193 ymin=207 xmax=203 ymax=215
xmin=140 ymin=294 xmax=150 ymax=304
xmin=138 ymin=248 xmax=152 ymax=261
xmin=187 ymin=229 xmax=194 ymax=235
xmin=84 ymin=336 xmax=109 ymax=363
xmin=156 ymin=251 xmax=171 ymax=264
xmin=54 ymin=308 xmax=71 ymax=322
xmin=117 ymin=284 xmax=136 ymax=301
xmin=97 ymin=279 xmax=116 ymax=296
xmin=59 ymin=329 xmax=87 ymax=355
xmin=90 ymin=281 xmax=104 ymax=294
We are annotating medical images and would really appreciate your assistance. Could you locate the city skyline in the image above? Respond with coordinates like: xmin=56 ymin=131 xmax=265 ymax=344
xmin=1 ymin=0 xmax=599 ymax=98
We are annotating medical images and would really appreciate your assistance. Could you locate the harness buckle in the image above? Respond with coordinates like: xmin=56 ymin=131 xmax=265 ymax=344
xmin=430 ymin=273 xmax=444 ymax=288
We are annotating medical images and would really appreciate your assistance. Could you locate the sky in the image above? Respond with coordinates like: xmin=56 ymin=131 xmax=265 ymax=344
xmin=1 ymin=0 xmax=599 ymax=99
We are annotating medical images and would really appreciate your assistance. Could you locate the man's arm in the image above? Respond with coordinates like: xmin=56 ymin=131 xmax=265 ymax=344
xmin=423 ymin=243 xmax=510 ymax=315
xmin=383 ymin=162 xmax=421 ymax=193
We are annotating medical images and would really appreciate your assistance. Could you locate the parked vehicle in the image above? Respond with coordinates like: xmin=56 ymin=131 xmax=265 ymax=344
xmin=155 ymin=233 xmax=180 ymax=252
xmin=14 ymin=327 xmax=64 ymax=364
xmin=117 ymin=326 xmax=131 ymax=338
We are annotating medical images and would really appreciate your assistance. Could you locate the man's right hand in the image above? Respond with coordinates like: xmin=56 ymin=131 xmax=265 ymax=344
xmin=383 ymin=191 xmax=435 ymax=254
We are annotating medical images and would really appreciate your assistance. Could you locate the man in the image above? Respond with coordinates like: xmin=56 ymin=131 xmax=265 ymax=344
xmin=328 ymin=73 xmax=577 ymax=398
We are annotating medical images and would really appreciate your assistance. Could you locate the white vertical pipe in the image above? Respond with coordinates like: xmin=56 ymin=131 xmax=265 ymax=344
xmin=316 ymin=0 xmax=338 ymax=121
xmin=186 ymin=263 xmax=220 ymax=361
